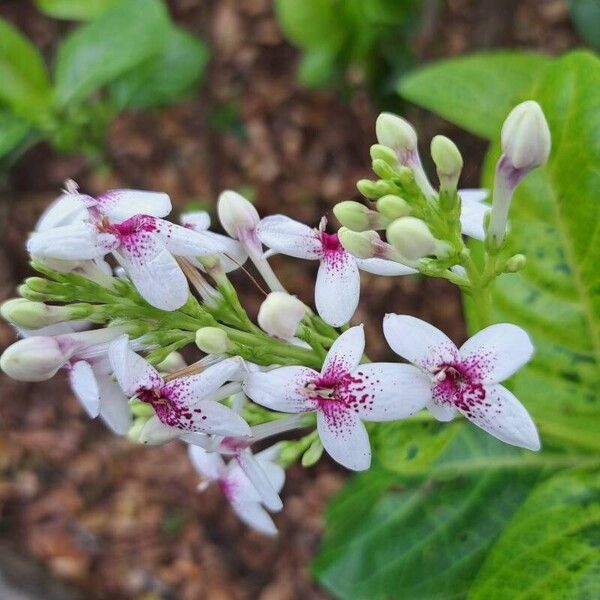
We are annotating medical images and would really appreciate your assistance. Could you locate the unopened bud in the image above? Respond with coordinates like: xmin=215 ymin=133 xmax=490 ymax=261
xmin=131 ymin=416 xmax=179 ymax=445
xmin=334 ymin=201 xmax=370 ymax=231
xmin=0 ymin=298 xmax=89 ymax=330
xmin=217 ymin=190 xmax=259 ymax=239
xmin=258 ymin=292 xmax=306 ymax=340
xmin=505 ymin=254 xmax=526 ymax=273
xmin=387 ymin=217 xmax=436 ymax=260
xmin=372 ymin=159 xmax=398 ymax=180
xmin=0 ymin=336 xmax=70 ymax=381
xmin=376 ymin=112 xmax=418 ymax=154
xmin=369 ymin=144 xmax=399 ymax=166
xmin=338 ymin=228 xmax=379 ymax=259
xmin=501 ymin=100 xmax=551 ymax=171
xmin=376 ymin=195 xmax=410 ymax=220
xmin=156 ymin=351 xmax=186 ymax=373
xmin=431 ymin=135 xmax=463 ymax=190
xmin=195 ymin=327 xmax=231 ymax=354
xmin=356 ymin=179 xmax=380 ymax=199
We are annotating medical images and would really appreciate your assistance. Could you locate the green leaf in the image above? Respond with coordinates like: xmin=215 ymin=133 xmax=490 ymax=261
xmin=274 ymin=0 xmax=347 ymax=53
xmin=53 ymin=0 xmax=171 ymax=107
xmin=568 ymin=0 xmax=600 ymax=52
xmin=398 ymin=52 xmax=553 ymax=139
xmin=109 ymin=27 xmax=209 ymax=110
xmin=0 ymin=110 xmax=31 ymax=158
xmin=0 ymin=18 xmax=52 ymax=118
xmin=471 ymin=51 xmax=600 ymax=451
xmin=35 ymin=0 xmax=120 ymax=21
xmin=313 ymin=428 xmax=542 ymax=600
xmin=470 ymin=469 xmax=600 ymax=598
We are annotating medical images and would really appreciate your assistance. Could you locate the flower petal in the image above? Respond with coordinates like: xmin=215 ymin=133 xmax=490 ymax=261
xmin=35 ymin=193 xmax=88 ymax=231
xmin=235 ymin=449 xmax=282 ymax=511
xmin=176 ymin=400 xmax=251 ymax=436
xmin=230 ymin=499 xmax=278 ymax=536
xmin=188 ymin=445 xmax=225 ymax=481
xmin=116 ymin=230 xmax=189 ymax=310
xmin=96 ymin=373 xmax=132 ymax=434
xmin=27 ymin=223 xmax=117 ymax=261
xmin=321 ymin=325 xmax=364 ymax=380
xmin=96 ymin=189 xmax=172 ymax=221
xmin=257 ymin=215 xmax=323 ymax=259
xmin=315 ymin=252 xmax=360 ymax=327
xmin=243 ymin=366 xmax=319 ymax=413
xmin=164 ymin=357 xmax=242 ymax=405
xmin=427 ymin=399 xmax=457 ymax=422
xmin=460 ymin=383 xmax=540 ymax=450
xmin=317 ymin=406 xmax=371 ymax=471
xmin=459 ymin=190 xmax=490 ymax=240
xmin=256 ymin=453 xmax=285 ymax=494
xmin=459 ymin=323 xmax=534 ymax=383
xmin=344 ymin=363 xmax=431 ymax=421
xmin=355 ymin=257 xmax=417 ymax=276
xmin=180 ymin=211 xmax=211 ymax=231
xmin=108 ymin=336 xmax=162 ymax=397
xmin=383 ymin=314 xmax=459 ymax=371
xmin=69 ymin=360 xmax=100 ymax=418
xmin=155 ymin=219 xmax=227 ymax=257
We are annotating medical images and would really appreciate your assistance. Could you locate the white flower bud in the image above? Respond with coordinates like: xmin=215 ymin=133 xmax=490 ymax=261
xmin=258 ymin=292 xmax=306 ymax=340
xmin=0 ymin=298 xmax=78 ymax=330
xmin=431 ymin=135 xmax=463 ymax=190
xmin=376 ymin=195 xmax=410 ymax=220
xmin=501 ymin=100 xmax=551 ymax=171
xmin=375 ymin=112 xmax=418 ymax=154
xmin=338 ymin=228 xmax=380 ymax=259
xmin=155 ymin=351 xmax=186 ymax=373
xmin=195 ymin=327 xmax=231 ymax=354
xmin=130 ymin=416 xmax=180 ymax=445
xmin=387 ymin=217 xmax=436 ymax=260
xmin=0 ymin=336 xmax=70 ymax=382
xmin=217 ymin=190 xmax=259 ymax=239
xmin=333 ymin=201 xmax=371 ymax=231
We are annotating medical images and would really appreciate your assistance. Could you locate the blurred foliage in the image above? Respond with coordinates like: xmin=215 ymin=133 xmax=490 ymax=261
xmin=567 ymin=0 xmax=600 ymax=52
xmin=0 ymin=0 xmax=208 ymax=169
xmin=314 ymin=50 xmax=600 ymax=599
xmin=274 ymin=0 xmax=420 ymax=102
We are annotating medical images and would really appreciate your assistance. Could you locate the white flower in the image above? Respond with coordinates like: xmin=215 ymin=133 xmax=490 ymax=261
xmin=28 ymin=213 xmax=226 ymax=311
xmin=188 ymin=444 xmax=285 ymax=536
xmin=243 ymin=325 xmax=429 ymax=471
xmin=180 ymin=210 xmax=247 ymax=272
xmin=257 ymin=216 xmax=414 ymax=327
xmin=383 ymin=314 xmax=540 ymax=450
xmin=109 ymin=337 xmax=250 ymax=436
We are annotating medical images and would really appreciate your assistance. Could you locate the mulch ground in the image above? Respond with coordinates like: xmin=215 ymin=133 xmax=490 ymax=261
xmin=0 ymin=0 xmax=579 ymax=597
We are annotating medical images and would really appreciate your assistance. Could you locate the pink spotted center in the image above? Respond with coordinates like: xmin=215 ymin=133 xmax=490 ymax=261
xmin=432 ymin=362 xmax=489 ymax=417
xmin=319 ymin=231 xmax=350 ymax=273
xmin=136 ymin=382 xmax=207 ymax=431
xmin=100 ymin=214 xmax=158 ymax=239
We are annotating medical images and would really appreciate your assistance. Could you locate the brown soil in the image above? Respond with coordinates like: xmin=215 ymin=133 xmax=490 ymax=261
xmin=0 ymin=0 xmax=579 ymax=598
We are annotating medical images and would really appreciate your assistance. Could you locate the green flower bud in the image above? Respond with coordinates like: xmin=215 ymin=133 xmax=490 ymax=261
xmin=301 ymin=438 xmax=324 ymax=467
xmin=338 ymin=227 xmax=380 ymax=259
xmin=333 ymin=201 xmax=370 ymax=231
xmin=431 ymin=135 xmax=463 ymax=190
xmin=195 ymin=327 xmax=231 ymax=354
xmin=505 ymin=254 xmax=526 ymax=273
xmin=372 ymin=158 xmax=398 ymax=180
xmin=376 ymin=195 xmax=410 ymax=220
xmin=375 ymin=112 xmax=418 ymax=153
xmin=356 ymin=179 xmax=380 ymax=199
xmin=387 ymin=217 xmax=436 ymax=260
xmin=369 ymin=144 xmax=399 ymax=166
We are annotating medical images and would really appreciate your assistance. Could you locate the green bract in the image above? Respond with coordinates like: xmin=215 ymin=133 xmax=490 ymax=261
xmin=315 ymin=50 xmax=600 ymax=599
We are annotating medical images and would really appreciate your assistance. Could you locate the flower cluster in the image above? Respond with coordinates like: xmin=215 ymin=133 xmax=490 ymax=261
xmin=0 ymin=101 xmax=550 ymax=534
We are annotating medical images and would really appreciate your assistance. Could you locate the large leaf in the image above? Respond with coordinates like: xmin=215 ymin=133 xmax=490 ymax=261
xmin=398 ymin=52 xmax=552 ymax=139
xmin=109 ymin=27 xmax=209 ymax=110
xmin=0 ymin=110 xmax=31 ymax=158
xmin=568 ymin=0 xmax=600 ymax=52
xmin=0 ymin=18 xmax=52 ymax=119
xmin=470 ymin=469 xmax=600 ymax=598
xmin=470 ymin=51 xmax=600 ymax=451
xmin=53 ymin=0 xmax=171 ymax=107
xmin=313 ymin=428 xmax=542 ymax=599
xmin=35 ymin=0 xmax=120 ymax=21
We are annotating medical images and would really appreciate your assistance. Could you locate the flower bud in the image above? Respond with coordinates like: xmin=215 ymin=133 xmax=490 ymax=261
xmin=156 ymin=351 xmax=186 ymax=373
xmin=217 ymin=190 xmax=259 ymax=239
xmin=333 ymin=201 xmax=371 ymax=231
xmin=0 ymin=298 xmax=85 ymax=330
xmin=376 ymin=195 xmax=410 ymax=220
xmin=505 ymin=254 xmax=526 ymax=273
xmin=356 ymin=179 xmax=380 ymax=199
xmin=375 ymin=112 xmax=418 ymax=154
xmin=338 ymin=228 xmax=379 ymax=259
xmin=501 ymin=100 xmax=551 ymax=171
xmin=257 ymin=292 xmax=306 ymax=340
xmin=372 ymin=159 xmax=398 ymax=180
xmin=431 ymin=135 xmax=463 ymax=190
xmin=130 ymin=416 xmax=179 ymax=445
xmin=195 ymin=327 xmax=232 ymax=354
xmin=387 ymin=217 xmax=436 ymax=260
xmin=0 ymin=336 xmax=70 ymax=381
xmin=369 ymin=144 xmax=399 ymax=166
